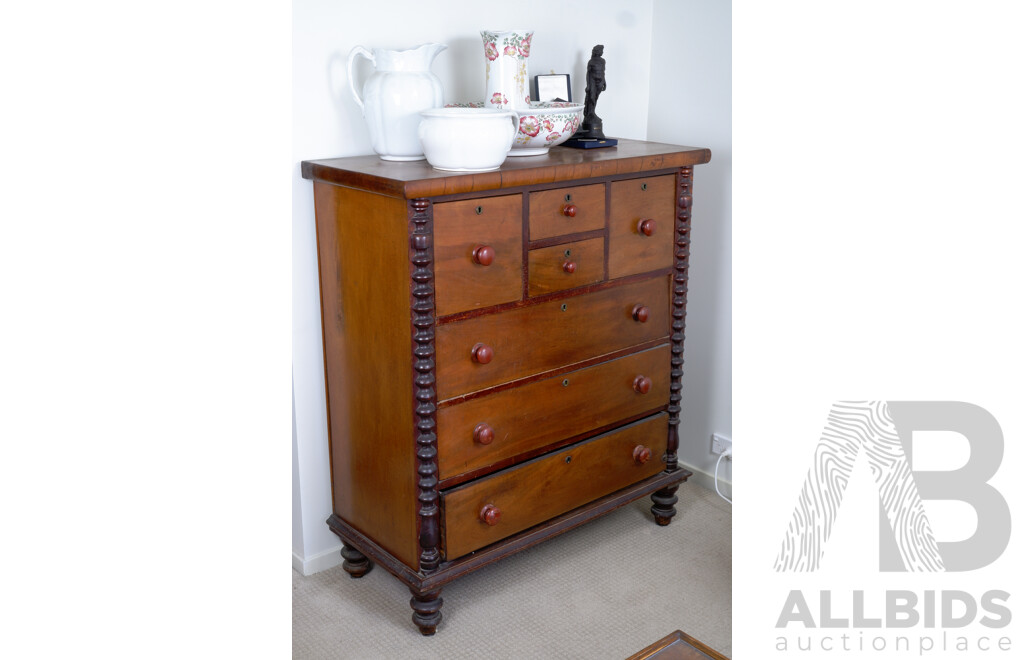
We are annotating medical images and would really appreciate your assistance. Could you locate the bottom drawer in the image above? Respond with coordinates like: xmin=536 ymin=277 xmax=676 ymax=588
xmin=442 ymin=413 xmax=668 ymax=560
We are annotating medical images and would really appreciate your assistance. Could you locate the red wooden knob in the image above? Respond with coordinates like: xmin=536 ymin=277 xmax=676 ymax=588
xmin=473 ymin=423 xmax=494 ymax=445
xmin=472 ymin=245 xmax=495 ymax=266
xmin=633 ymin=445 xmax=652 ymax=465
xmin=632 ymin=304 xmax=650 ymax=323
xmin=480 ymin=504 xmax=501 ymax=526
xmin=637 ymin=218 xmax=656 ymax=236
xmin=633 ymin=375 xmax=652 ymax=394
xmin=562 ymin=261 xmax=577 ymax=274
xmin=471 ymin=343 xmax=493 ymax=364
xmin=562 ymin=204 xmax=577 ymax=217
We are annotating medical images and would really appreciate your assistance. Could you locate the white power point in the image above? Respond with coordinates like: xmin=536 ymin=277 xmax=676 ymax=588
xmin=711 ymin=432 xmax=732 ymax=456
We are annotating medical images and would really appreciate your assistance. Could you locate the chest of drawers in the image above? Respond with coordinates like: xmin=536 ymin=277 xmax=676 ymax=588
xmin=301 ymin=139 xmax=711 ymax=635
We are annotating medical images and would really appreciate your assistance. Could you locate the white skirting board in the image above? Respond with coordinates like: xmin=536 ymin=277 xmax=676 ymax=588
xmin=681 ymin=462 xmax=732 ymax=501
xmin=293 ymin=545 xmax=344 ymax=576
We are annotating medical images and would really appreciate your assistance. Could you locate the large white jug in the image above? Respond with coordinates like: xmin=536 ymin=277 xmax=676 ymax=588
xmin=347 ymin=43 xmax=447 ymax=161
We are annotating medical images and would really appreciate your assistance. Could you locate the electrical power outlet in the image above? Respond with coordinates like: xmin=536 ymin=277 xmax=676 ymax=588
xmin=711 ymin=432 xmax=732 ymax=456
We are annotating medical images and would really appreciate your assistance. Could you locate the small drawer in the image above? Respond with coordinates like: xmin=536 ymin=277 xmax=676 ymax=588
xmin=435 ymin=275 xmax=670 ymax=400
xmin=527 ymin=237 xmax=604 ymax=297
xmin=434 ymin=195 xmax=523 ymax=317
xmin=437 ymin=344 xmax=670 ymax=480
xmin=529 ymin=184 xmax=605 ymax=240
xmin=442 ymin=413 xmax=669 ymax=559
xmin=608 ymin=175 xmax=675 ymax=279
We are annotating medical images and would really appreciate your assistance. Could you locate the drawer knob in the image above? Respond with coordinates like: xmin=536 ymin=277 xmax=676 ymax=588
xmin=633 ymin=375 xmax=652 ymax=394
xmin=480 ymin=504 xmax=502 ymax=526
xmin=561 ymin=204 xmax=578 ymax=217
xmin=632 ymin=304 xmax=650 ymax=323
xmin=472 ymin=245 xmax=495 ymax=266
xmin=473 ymin=423 xmax=494 ymax=445
xmin=471 ymin=343 xmax=494 ymax=364
xmin=637 ymin=218 xmax=656 ymax=236
xmin=633 ymin=445 xmax=652 ymax=465
xmin=562 ymin=260 xmax=577 ymax=274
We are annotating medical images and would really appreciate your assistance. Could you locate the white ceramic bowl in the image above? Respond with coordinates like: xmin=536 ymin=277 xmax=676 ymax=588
xmin=510 ymin=102 xmax=584 ymax=156
xmin=418 ymin=108 xmax=519 ymax=172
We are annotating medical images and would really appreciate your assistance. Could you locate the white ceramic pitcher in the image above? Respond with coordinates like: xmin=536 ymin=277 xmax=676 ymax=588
xmin=347 ymin=43 xmax=446 ymax=161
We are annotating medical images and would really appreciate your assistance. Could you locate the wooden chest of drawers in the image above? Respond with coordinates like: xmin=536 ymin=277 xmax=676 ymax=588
xmin=301 ymin=139 xmax=710 ymax=635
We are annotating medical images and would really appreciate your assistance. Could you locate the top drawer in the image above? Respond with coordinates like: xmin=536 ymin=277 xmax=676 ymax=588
xmin=434 ymin=195 xmax=523 ymax=317
xmin=529 ymin=184 xmax=605 ymax=240
xmin=608 ymin=175 xmax=675 ymax=279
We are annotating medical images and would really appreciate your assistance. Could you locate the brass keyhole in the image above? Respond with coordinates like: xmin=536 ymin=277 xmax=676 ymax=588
xmin=564 ymin=194 xmax=572 ymax=202
xmin=565 ymin=455 xmax=572 ymax=464
xmin=560 ymin=303 xmax=567 ymax=312
xmin=563 ymin=249 xmax=571 ymax=257
xmin=641 ymin=183 xmax=648 ymax=191
xmin=475 ymin=205 xmax=483 ymax=215
xmin=562 ymin=378 xmax=570 ymax=387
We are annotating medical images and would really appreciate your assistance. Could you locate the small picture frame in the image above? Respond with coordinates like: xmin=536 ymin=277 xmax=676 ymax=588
xmin=533 ymin=74 xmax=572 ymax=103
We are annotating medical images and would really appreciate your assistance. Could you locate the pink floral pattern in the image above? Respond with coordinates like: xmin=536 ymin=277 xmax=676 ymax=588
xmin=518 ymin=35 xmax=532 ymax=57
xmin=545 ymin=131 xmax=561 ymax=143
xmin=489 ymin=93 xmax=508 ymax=106
xmin=503 ymin=45 xmax=517 ymax=57
xmin=484 ymin=42 xmax=498 ymax=61
xmin=518 ymin=116 xmax=541 ymax=137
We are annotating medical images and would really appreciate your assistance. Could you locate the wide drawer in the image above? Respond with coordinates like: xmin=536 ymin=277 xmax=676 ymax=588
xmin=437 ymin=344 xmax=670 ymax=480
xmin=435 ymin=275 xmax=670 ymax=400
xmin=527 ymin=236 xmax=604 ymax=297
xmin=434 ymin=195 xmax=523 ymax=317
xmin=608 ymin=175 xmax=675 ymax=279
xmin=442 ymin=413 xmax=669 ymax=559
xmin=529 ymin=183 xmax=605 ymax=240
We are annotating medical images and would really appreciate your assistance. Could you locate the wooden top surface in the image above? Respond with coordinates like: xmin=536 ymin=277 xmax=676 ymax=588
xmin=301 ymin=139 xmax=711 ymax=199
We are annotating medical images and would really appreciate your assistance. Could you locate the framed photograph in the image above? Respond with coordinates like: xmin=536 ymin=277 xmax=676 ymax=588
xmin=533 ymin=74 xmax=572 ymax=103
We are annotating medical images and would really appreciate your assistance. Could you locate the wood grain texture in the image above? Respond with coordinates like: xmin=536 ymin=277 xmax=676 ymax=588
xmin=528 ymin=183 xmax=606 ymax=240
xmin=433 ymin=195 xmax=523 ymax=316
xmin=301 ymin=139 xmax=712 ymax=199
xmin=527 ymin=236 xmax=605 ymax=296
xmin=435 ymin=275 xmax=670 ymax=401
xmin=608 ymin=175 xmax=676 ymax=279
xmin=436 ymin=344 xmax=670 ymax=480
xmin=442 ymin=414 xmax=669 ymax=559
xmin=313 ymin=182 xmax=418 ymax=569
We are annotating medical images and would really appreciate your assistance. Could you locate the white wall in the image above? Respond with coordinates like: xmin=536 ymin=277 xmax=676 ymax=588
xmin=647 ymin=0 xmax=732 ymax=495
xmin=293 ymin=0 xmax=731 ymax=572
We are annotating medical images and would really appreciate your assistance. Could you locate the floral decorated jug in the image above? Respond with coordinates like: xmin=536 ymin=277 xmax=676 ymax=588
xmin=347 ymin=43 xmax=446 ymax=161
xmin=480 ymin=30 xmax=533 ymax=111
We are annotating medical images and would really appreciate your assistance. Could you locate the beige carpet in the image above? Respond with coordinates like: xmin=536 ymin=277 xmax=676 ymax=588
xmin=293 ymin=483 xmax=731 ymax=659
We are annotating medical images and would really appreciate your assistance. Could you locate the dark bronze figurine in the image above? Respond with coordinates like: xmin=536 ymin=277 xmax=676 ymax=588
xmin=579 ymin=45 xmax=607 ymax=139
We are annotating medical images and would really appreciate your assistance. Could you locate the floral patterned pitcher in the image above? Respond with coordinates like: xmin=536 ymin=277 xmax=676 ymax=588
xmin=481 ymin=30 xmax=533 ymax=111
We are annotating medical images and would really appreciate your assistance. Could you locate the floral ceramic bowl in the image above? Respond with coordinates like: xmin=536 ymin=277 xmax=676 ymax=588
xmin=510 ymin=101 xmax=584 ymax=156
xmin=445 ymin=100 xmax=584 ymax=156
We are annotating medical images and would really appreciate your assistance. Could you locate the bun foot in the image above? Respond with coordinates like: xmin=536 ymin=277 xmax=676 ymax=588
xmin=341 ymin=543 xmax=373 ymax=578
xmin=409 ymin=588 xmax=443 ymax=635
xmin=651 ymin=484 xmax=680 ymax=526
